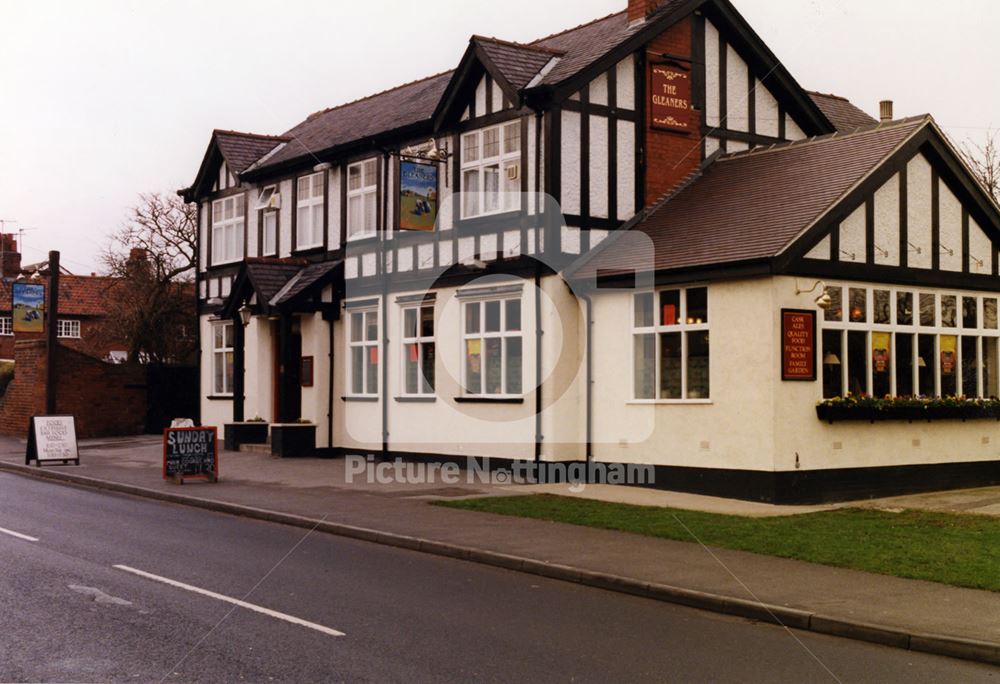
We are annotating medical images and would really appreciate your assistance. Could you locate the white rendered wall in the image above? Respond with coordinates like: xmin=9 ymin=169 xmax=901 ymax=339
xmin=838 ymin=205 xmax=866 ymax=263
xmin=560 ymin=110 xmax=582 ymax=216
xmin=939 ymin=179 xmax=963 ymax=272
xmin=873 ymin=174 xmax=900 ymax=266
xmin=908 ymin=155 xmax=933 ymax=269
xmin=589 ymin=114 xmax=609 ymax=219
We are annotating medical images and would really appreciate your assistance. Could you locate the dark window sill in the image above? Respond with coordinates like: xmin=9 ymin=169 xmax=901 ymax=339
xmin=394 ymin=395 xmax=437 ymax=403
xmin=206 ymin=395 xmax=233 ymax=401
xmin=291 ymin=245 xmax=327 ymax=257
xmin=454 ymin=396 xmax=524 ymax=404
xmin=342 ymin=395 xmax=379 ymax=402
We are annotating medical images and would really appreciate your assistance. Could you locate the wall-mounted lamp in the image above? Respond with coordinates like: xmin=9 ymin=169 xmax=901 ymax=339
xmin=940 ymin=243 xmax=955 ymax=257
xmin=874 ymin=244 xmax=889 ymax=258
xmin=30 ymin=270 xmax=42 ymax=281
xmin=795 ymin=279 xmax=832 ymax=310
xmin=907 ymin=241 xmax=923 ymax=255
xmin=238 ymin=303 xmax=253 ymax=327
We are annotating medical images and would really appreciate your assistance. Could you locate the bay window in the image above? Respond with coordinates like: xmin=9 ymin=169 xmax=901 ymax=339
xmin=295 ymin=172 xmax=324 ymax=249
xmin=211 ymin=194 xmax=245 ymax=264
xmin=632 ymin=287 xmax=710 ymax=401
xmin=463 ymin=297 xmax=522 ymax=396
xmin=821 ymin=284 xmax=1000 ymax=399
xmin=460 ymin=122 xmax=521 ymax=218
xmin=347 ymin=159 xmax=378 ymax=240
xmin=212 ymin=322 xmax=234 ymax=396
xmin=348 ymin=304 xmax=379 ymax=396
xmin=401 ymin=304 xmax=435 ymax=395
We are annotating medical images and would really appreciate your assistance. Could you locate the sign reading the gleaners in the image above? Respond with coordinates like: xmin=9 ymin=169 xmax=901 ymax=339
xmin=26 ymin=416 xmax=79 ymax=466
xmin=650 ymin=62 xmax=693 ymax=134
xmin=163 ymin=426 xmax=218 ymax=483
xmin=781 ymin=309 xmax=816 ymax=381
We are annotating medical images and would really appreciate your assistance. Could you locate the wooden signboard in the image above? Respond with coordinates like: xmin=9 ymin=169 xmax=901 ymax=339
xmin=163 ymin=426 xmax=218 ymax=484
xmin=650 ymin=62 xmax=693 ymax=134
xmin=26 ymin=416 xmax=79 ymax=466
xmin=781 ymin=309 xmax=817 ymax=381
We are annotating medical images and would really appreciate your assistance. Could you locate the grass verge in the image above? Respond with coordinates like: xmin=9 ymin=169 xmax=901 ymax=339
xmin=435 ymin=495 xmax=1000 ymax=592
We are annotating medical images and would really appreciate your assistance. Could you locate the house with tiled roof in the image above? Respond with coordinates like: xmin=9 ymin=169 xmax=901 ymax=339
xmin=181 ymin=0 xmax=1000 ymax=502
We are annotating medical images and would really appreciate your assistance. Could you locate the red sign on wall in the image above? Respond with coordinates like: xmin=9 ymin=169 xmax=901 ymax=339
xmin=781 ymin=309 xmax=816 ymax=381
xmin=650 ymin=63 xmax=692 ymax=134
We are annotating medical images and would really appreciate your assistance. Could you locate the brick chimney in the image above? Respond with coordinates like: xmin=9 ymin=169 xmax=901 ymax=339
xmin=0 ymin=235 xmax=22 ymax=279
xmin=628 ymin=0 xmax=663 ymax=23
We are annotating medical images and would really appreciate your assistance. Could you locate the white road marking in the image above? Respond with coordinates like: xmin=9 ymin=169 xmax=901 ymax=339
xmin=0 ymin=525 xmax=38 ymax=542
xmin=112 ymin=564 xmax=345 ymax=637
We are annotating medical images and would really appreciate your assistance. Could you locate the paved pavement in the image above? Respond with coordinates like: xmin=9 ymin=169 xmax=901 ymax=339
xmin=1 ymin=434 xmax=999 ymax=667
xmin=6 ymin=472 xmax=994 ymax=682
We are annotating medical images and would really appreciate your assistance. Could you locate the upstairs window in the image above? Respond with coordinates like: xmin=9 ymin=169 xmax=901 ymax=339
xmin=57 ymin=319 xmax=81 ymax=339
xmin=347 ymin=159 xmax=378 ymax=241
xmin=211 ymin=194 xmax=245 ymax=265
xmin=257 ymin=185 xmax=279 ymax=256
xmin=0 ymin=317 xmax=11 ymax=336
xmin=461 ymin=122 xmax=521 ymax=218
xmin=296 ymin=173 xmax=324 ymax=250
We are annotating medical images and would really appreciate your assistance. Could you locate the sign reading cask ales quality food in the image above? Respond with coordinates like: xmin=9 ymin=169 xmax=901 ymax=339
xmin=650 ymin=63 xmax=692 ymax=133
xmin=781 ymin=309 xmax=816 ymax=381
xmin=163 ymin=426 xmax=218 ymax=483
xmin=399 ymin=160 xmax=438 ymax=231
xmin=25 ymin=416 xmax=79 ymax=466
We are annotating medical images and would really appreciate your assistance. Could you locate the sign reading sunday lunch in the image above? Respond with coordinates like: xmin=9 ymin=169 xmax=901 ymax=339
xmin=163 ymin=426 xmax=218 ymax=483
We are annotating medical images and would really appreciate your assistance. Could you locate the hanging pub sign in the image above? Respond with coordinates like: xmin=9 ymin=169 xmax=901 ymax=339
xmin=25 ymin=416 xmax=79 ymax=466
xmin=781 ymin=309 xmax=816 ymax=381
xmin=650 ymin=62 xmax=693 ymax=134
xmin=399 ymin=160 xmax=438 ymax=231
xmin=12 ymin=282 xmax=45 ymax=334
xmin=163 ymin=426 xmax=218 ymax=483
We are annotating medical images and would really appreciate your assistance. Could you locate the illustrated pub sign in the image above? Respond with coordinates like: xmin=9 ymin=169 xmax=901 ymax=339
xmin=781 ymin=309 xmax=817 ymax=381
xmin=650 ymin=63 xmax=692 ymax=134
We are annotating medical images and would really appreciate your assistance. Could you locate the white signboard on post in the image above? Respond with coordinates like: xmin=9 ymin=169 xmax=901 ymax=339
xmin=26 ymin=416 xmax=79 ymax=466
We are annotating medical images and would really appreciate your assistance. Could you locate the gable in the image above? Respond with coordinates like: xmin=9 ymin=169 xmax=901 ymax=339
xmin=785 ymin=123 xmax=1000 ymax=288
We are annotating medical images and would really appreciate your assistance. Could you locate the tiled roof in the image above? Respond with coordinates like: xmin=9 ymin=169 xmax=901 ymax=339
xmin=214 ymin=130 xmax=289 ymax=174
xmin=244 ymin=259 xmax=310 ymax=303
xmin=807 ymin=92 xmax=878 ymax=132
xmin=252 ymin=73 xmax=454 ymax=172
xmin=270 ymin=261 xmax=341 ymax=306
xmin=530 ymin=10 xmax=645 ymax=85
xmin=0 ymin=275 xmax=123 ymax=317
xmin=571 ymin=117 xmax=929 ymax=279
xmin=474 ymin=37 xmax=560 ymax=90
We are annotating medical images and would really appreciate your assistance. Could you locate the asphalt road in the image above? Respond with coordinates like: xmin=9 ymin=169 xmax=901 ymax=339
xmin=0 ymin=472 xmax=996 ymax=683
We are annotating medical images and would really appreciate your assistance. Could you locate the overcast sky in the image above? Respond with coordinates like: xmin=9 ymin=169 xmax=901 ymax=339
xmin=1 ymin=0 xmax=997 ymax=273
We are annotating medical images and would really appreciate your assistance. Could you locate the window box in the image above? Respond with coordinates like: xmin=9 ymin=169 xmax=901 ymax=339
xmin=270 ymin=423 xmax=316 ymax=457
xmin=223 ymin=421 xmax=269 ymax=451
xmin=816 ymin=396 xmax=1000 ymax=423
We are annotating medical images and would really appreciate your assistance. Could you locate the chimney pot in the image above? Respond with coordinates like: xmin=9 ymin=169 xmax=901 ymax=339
xmin=879 ymin=100 xmax=894 ymax=123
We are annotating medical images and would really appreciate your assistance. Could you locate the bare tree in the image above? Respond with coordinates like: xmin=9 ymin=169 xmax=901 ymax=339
xmin=98 ymin=192 xmax=198 ymax=364
xmin=960 ymin=129 xmax=1000 ymax=203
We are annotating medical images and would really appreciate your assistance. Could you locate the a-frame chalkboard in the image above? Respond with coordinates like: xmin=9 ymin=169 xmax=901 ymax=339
xmin=25 ymin=416 xmax=80 ymax=466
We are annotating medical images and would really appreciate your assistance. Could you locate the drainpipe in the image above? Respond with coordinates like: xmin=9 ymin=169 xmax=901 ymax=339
xmin=327 ymin=313 xmax=334 ymax=450
xmin=381 ymin=151 xmax=390 ymax=458
xmin=581 ymin=291 xmax=594 ymax=477
xmin=533 ymin=111 xmax=544 ymax=479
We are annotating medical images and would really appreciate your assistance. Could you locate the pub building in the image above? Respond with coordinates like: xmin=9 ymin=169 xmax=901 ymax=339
xmin=180 ymin=0 xmax=1000 ymax=503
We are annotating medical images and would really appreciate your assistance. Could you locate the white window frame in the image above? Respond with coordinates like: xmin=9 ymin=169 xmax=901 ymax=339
xmin=295 ymin=172 xmax=325 ymax=250
xmin=630 ymin=286 xmax=711 ymax=403
xmin=0 ymin=317 xmax=11 ymax=336
xmin=56 ymin=319 xmax=81 ymax=339
xmin=258 ymin=185 xmax=279 ymax=256
xmin=400 ymin=303 xmax=435 ymax=396
xmin=211 ymin=194 xmax=245 ymax=265
xmin=212 ymin=321 xmax=234 ymax=396
xmin=461 ymin=296 xmax=523 ymax=397
xmin=460 ymin=121 xmax=521 ymax=219
xmin=347 ymin=159 xmax=378 ymax=241
xmin=346 ymin=302 xmax=380 ymax=397
xmin=820 ymin=283 xmax=1000 ymax=399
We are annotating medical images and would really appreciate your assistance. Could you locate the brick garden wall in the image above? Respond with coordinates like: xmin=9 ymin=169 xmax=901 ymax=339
xmin=0 ymin=340 xmax=146 ymax=438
